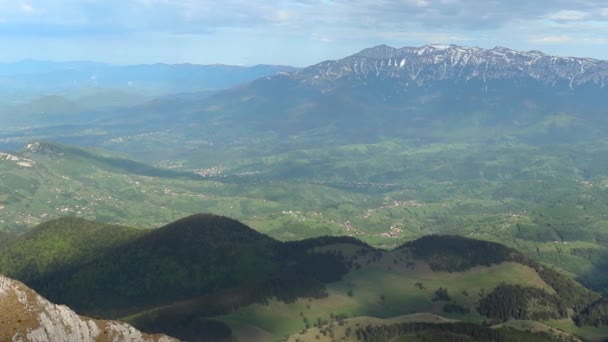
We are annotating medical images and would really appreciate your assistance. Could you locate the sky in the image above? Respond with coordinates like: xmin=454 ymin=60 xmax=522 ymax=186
xmin=1 ymin=0 xmax=608 ymax=66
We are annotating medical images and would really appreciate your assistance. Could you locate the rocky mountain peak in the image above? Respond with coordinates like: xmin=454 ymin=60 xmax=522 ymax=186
xmin=0 ymin=275 xmax=178 ymax=342
xmin=24 ymin=141 xmax=67 ymax=156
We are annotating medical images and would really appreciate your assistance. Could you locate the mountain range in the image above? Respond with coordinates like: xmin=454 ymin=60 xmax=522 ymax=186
xmin=0 ymin=60 xmax=298 ymax=96
xmin=2 ymin=44 xmax=607 ymax=154
xmin=191 ymin=44 xmax=607 ymax=141
xmin=298 ymin=44 xmax=608 ymax=88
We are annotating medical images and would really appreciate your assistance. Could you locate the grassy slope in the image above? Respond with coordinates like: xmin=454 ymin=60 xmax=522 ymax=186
xmin=496 ymin=321 xmax=582 ymax=341
xmin=212 ymin=255 xmax=550 ymax=340
xmin=123 ymin=237 xmax=571 ymax=340
xmin=543 ymin=319 xmax=608 ymax=342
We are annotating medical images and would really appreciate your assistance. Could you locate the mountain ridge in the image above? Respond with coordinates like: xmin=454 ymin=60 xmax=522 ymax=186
xmin=0 ymin=60 xmax=299 ymax=96
xmin=293 ymin=43 xmax=608 ymax=89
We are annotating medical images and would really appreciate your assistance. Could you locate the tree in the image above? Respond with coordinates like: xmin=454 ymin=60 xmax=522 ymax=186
xmin=432 ymin=287 xmax=450 ymax=301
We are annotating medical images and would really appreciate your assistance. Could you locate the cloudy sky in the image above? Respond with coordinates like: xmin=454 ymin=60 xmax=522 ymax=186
xmin=1 ymin=0 xmax=607 ymax=65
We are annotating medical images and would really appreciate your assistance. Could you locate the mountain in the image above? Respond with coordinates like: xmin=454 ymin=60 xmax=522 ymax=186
xmin=3 ymin=45 xmax=608 ymax=340
xmin=0 ymin=61 xmax=298 ymax=142
xmin=0 ymin=60 xmax=298 ymax=96
xmin=3 ymin=44 xmax=607 ymax=155
xmin=123 ymin=44 xmax=599 ymax=148
xmin=296 ymin=44 xmax=608 ymax=89
xmin=0 ymin=274 xmax=177 ymax=342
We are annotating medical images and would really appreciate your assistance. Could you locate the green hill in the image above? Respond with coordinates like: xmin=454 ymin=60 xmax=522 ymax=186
xmin=1 ymin=214 xmax=597 ymax=341
xmin=0 ymin=214 xmax=603 ymax=341
xmin=0 ymin=217 xmax=143 ymax=283
xmin=23 ymin=141 xmax=203 ymax=180
xmin=28 ymin=214 xmax=356 ymax=319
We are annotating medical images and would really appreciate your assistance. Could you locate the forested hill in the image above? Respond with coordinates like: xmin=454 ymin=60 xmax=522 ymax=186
xmin=0 ymin=214 xmax=604 ymax=341
xmin=6 ymin=214 xmax=361 ymax=317
xmin=0 ymin=217 xmax=143 ymax=284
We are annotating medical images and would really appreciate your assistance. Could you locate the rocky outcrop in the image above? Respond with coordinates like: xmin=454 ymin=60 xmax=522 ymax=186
xmin=0 ymin=152 xmax=35 ymax=168
xmin=0 ymin=275 xmax=179 ymax=342
xmin=24 ymin=141 xmax=57 ymax=155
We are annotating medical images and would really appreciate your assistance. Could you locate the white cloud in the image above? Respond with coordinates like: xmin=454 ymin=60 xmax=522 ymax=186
xmin=20 ymin=2 xmax=35 ymax=14
xmin=1 ymin=0 xmax=608 ymax=64
xmin=546 ymin=10 xmax=588 ymax=21
xmin=412 ymin=0 xmax=430 ymax=8
xmin=529 ymin=35 xmax=573 ymax=43
xmin=272 ymin=10 xmax=294 ymax=23
xmin=528 ymin=35 xmax=608 ymax=45
xmin=581 ymin=37 xmax=608 ymax=44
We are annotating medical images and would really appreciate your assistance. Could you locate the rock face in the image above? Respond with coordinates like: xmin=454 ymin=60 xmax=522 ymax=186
xmin=24 ymin=141 xmax=57 ymax=155
xmin=294 ymin=44 xmax=608 ymax=90
xmin=0 ymin=275 xmax=179 ymax=342
xmin=0 ymin=152 xmax=35 ymax=168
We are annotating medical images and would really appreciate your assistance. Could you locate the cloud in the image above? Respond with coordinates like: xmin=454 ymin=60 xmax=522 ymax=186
xmin=20 ymin=2 xmax=35 ymax=14
xmin=0 ymin=0 xmax=607 ymax=37
xmin=317 ymin=37 xmax=333 ymax=43
xmin=546 ymin=10 xmax=588 ymax=21
xmin=0 ymin=0 xmax=607 ymax=64
xmin=529 ymin=35 xmax=573 ymax=44
xmin=585 ymin=38 xmax=608 ymax=44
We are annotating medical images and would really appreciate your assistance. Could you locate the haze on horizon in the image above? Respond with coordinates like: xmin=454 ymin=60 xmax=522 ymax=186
xmin=1 ymin=0 xmax=608 ymax=66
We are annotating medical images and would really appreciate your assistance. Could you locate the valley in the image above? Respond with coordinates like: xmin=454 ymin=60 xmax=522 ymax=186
xmin=3 ymin=138 xmax=608 ymax=297
xmin=2 ymin=44 xmax=608 ymax=341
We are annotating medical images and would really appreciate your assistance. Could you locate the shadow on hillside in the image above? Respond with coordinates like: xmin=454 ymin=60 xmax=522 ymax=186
xmin=577 ymin=255 xmax=608 ymax=296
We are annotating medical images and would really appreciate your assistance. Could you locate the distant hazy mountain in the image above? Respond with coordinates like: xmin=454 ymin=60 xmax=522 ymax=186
xmin=0 ymin=60 xmax=298 ymax=95
xmin=143 ymin=44 xmax=601 ymax=145
xmin=3 ymin=44 xmax=607 ymax=152
xmin=0 ymin=274 xmax=177 ymax=342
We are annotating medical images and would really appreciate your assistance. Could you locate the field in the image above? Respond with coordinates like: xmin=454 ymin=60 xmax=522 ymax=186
xmin=210 ymin=248 xmax=553 ymax=341
xmin=286 ymin=313 xmax=453 ymax=342
xmin=543 ymin=319 xmax=608 ymax=342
